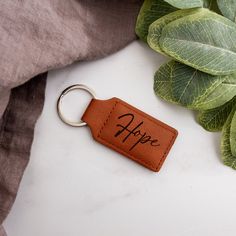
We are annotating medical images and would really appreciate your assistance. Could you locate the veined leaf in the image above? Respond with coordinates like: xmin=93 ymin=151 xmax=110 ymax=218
xmin=221 ymin=106 xmax=236 ymax=169
xmin=135 ymin=0 xmax=177 ymax=42
xmin=164 ymin=0 xmax=203 ymax=9
xmin=148 ymin=8 xmax=202 ymax=54
xmin=159 ymin=8 xmax=236 ymax=75
xmin=230 ymin=107 xmax=236 ymax=156
xmin=136 ymin=0 xmax=220 ymax=43
xmin=193 ymin=75 xmax=236 ymax=110
xmin=217 ymin=0 xmax=236 ymax=22
xmin=154 ymin=60 xmax=236 ymax=110
xmin=153 ymin=61 xmax=179 ymax=104
xmin=197 ymin=97 xmax=236 ymax=132
xmin=170 ymin=61 xmax=225 ymax=108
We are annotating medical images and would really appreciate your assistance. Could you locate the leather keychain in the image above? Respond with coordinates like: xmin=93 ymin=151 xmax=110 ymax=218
xmin=57 ymin=84 xmax=178 ymax=172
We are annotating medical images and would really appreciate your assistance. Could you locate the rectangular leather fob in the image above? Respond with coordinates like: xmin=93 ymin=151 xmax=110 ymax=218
xmin=82 ymin=98 xmax=178 ymax=172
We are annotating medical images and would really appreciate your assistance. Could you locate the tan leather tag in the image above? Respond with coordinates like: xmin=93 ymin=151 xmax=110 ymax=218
xmin=82 ymin=98 xmax=178 ymax=172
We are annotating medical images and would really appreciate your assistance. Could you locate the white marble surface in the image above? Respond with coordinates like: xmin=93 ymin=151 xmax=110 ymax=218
xmin=4 ymin=41 xmax=236 ymax=236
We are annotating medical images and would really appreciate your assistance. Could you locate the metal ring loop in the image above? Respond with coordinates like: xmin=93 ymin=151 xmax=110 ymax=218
xmin=57 ymin=84 xmax=97 ymax=127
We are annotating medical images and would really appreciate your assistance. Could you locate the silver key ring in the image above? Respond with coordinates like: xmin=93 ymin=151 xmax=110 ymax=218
xmin=57 ymin=84 xmax=97 ymax=127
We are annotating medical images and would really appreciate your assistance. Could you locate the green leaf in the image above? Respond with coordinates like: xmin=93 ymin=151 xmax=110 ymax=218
xmin=159 ymin=8 xmax=236 ymax=75
xmin=203 ymin=0 xmax=221 ymax=13
xmin=148 ymin=8 xmax=202 ymax=55
xmin=203 ymin=0 xmax=214 ymax=7
xmin=197 ymin=97 xmax=236 ymax=132
xmin=170 ymin=62 xmax=225 ymax=108
xmin=230 ymin=107 xmax=236 ymax=156
xmin=164 ymin=0 xmax=203 ymax=9
xmin=154 ymin=60 xmax=236 ymax=110
xmin=221 ymin=106 xmax=236 ymax=169
xmin=217 ymin=0 xmax=236 ymax=21
xmin=135 ymin=0 xmax=177 ymax=42
xmin=193 ymin=75 xmax=236 ymax=110
xmin=153 ymin=60 xmax=179 ymax=104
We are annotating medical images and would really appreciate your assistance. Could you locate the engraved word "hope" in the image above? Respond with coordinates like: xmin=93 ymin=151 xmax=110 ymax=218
xmin=114 ymin=113 xmax=160 ymax=151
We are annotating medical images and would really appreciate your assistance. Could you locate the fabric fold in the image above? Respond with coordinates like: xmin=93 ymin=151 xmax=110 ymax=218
xmin=0 ymin=0 xmax=142 ymax=92
xmin=0 ymin=74 xmax=47 ymax=228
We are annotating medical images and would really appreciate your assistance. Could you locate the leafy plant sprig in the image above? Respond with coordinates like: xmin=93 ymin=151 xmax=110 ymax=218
xmin=136 ymin=0 xmax=236 ymax=170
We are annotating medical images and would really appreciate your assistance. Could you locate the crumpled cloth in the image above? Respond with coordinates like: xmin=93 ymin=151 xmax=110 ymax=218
xmin=0 ymin=0 xmax=142 ymax=235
